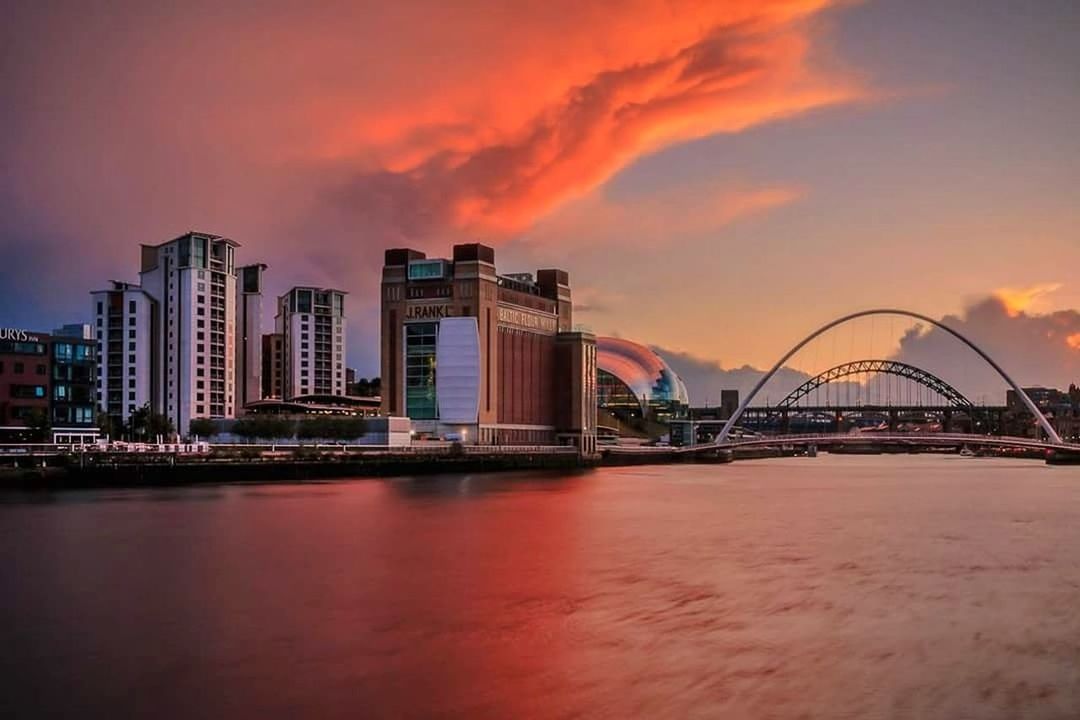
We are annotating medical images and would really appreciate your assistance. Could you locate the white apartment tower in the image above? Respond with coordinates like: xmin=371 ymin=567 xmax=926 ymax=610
xmin=90 ymin=281 xmax=156 ymax=427
xmin=276 ymin=287 xmax=347 ymax=399
xmin=138 ymin=232 xmax=239 ymax=435
xmin=236 ymin=264 xmax=267 ymax=410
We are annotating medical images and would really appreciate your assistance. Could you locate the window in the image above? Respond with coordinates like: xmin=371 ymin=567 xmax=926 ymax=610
xmin=36 ymin=364 xmax=46 ymax=375
xmin=405 ymin=322 xmax=438 ymax=419
xmin=197 ymin=307 xmax=205 ymax=316
xmin=129 ymin=342 xmax=136 ymax=351
xmin=129 ymin=317 xmax=136 ymax=326
xmin=197 ymin=332 xmax=205 ymax=340
xmin=11 ymin=384 xmax=46 ymax=399
xmin=197 ymin=381 xmax=205 ymax=389
xmin=129 ymin=392 xmax=136 ymax=401
xmin=129 ymin=355 xmax=136 ymax=364
xmin=196 ymin=405 xmax=205 ymax=414
xmin=129 ymin=300 xmax=136 ymax=314
xmin=197 ymin=320 xmax=205 ymax=328
xmin=97 ymin=301 xmax=103 ymax=315
xmin=197 ymin=295 xmax=206 ymax=305
xmin=129 ymin=330 xmax=136 ymax=339
xmin=197 ymin=368 xmax=205 ymax=377
xmin=128 ymin=367 xmax=135 ymax=376
xmin=97 ymin=318 xmax=102 ymax=327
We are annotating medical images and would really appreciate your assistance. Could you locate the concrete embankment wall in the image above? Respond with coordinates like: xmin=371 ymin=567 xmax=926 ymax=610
xmin=0 ymin=451 xmax=595 ymax=490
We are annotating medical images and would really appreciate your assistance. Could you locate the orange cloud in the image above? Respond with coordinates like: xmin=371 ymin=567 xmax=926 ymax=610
xmin=1 ymin=0 xmax=857 ymax=316
xmin=993 ymin=283 xmax=1063 ymax=317
xmin=525 ymin=182 xmax=803 ymax=249
xmin=1068 ymin=333 xmax=1080 ymax=350
xmin=325 ymin=0 xmax=858 ymax=238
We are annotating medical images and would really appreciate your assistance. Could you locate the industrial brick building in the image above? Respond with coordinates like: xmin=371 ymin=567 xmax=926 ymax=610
xmin=380 ymin=243 xmax=596 ymax=452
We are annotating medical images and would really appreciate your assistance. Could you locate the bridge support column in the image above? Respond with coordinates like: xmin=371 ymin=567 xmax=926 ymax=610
xmin=781 ymin=410 xmax=790 ymax=434
xmin=944 ymin=409 xmax=954 ymax=434
xmin=834 ymin=410 xmax=843 ymax=433
xmin=888 ymin=409 xmax=898 ymax=432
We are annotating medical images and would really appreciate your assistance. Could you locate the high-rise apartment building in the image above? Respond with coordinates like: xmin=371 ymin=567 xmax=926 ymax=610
xmin=275 ymin=287 xmax=347 ymax=399
xmin=90 ymin=281 xmax=156 ymax=427
xmin=92 ymin=231 xmax=264 ymax=436
xmin=138 ymin=232 xmax=239 ymax=434
xmin=236 ymin=264 xmax=267 ymax=411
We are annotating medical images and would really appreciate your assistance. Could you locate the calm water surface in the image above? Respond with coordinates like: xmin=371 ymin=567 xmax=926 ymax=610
xmin=2 ymin=455 xmax=1080 ymax=718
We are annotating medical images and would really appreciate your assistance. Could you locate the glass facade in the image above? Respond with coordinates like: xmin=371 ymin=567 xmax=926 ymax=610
xmin=407 ymin=260 xmax=447 ymax=281
xmin=405 ymin=322 xmax=438 ymax=419
xmin=596 ymin=337 xmax=689 ymax=418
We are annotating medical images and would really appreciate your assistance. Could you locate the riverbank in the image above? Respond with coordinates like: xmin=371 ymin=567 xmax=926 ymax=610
xmin=0 ymin=448 xmax=595 ymax=490
xmin=2 ymin=443 xmax=1073 ymax=491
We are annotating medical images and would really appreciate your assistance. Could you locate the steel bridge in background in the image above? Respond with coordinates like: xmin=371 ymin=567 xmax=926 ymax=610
xmin=716 ymin=309 xmax=1066 ymax=445
xmin=775 ymin=359 xmax=972 ymax=409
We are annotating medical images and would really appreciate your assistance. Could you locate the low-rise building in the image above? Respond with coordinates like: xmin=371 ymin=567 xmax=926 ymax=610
xmin=0 ymin=327 xmax=97 ymax=442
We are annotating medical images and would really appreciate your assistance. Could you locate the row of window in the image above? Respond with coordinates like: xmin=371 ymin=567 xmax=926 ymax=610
xmin=0 ymin=361 xmax=46 ymax=375
xmin=96 ymin=299 xmax=138 ymax=316
xmin=0 ymin=341 xmax=46 ymax=355
xmin=10 ymin=385 xmax=46 ymax=399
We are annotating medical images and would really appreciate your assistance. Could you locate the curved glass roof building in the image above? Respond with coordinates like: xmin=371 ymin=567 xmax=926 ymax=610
xmin=596 ymin=337 xmax=690 ymax=415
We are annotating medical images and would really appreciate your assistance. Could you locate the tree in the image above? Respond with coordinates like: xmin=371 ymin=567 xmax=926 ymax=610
xmin=188 ymin=418 xmax=218 ymax=438
xmin=233 ymin=416 xmax=295 ymax=441
xmin=129 ymin=403 xmax=175 ymax=441
xmin=25 ymin=408 xmax=51 ymax=443
xmin=295 ymin=416 xmax=368 ymax=441
xmin=96 ymin=408 xmax=124 ymax=440
xmin=349 ymin=376 xmax=381 ymax=398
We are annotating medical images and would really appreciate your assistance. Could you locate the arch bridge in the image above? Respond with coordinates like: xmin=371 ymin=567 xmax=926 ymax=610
xmin=714 ymin=309 xmax=1065 ymax=445
xmin=775 ymin=359 xmax=972 ymax=410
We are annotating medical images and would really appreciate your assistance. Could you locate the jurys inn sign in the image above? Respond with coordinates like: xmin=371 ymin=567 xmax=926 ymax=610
xmin=0 ymin=328 xmax=41 ymax=342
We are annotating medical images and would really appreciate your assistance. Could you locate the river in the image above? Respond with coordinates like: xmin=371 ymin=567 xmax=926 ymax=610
xmin=2 ymin=455 xmax=1079 ymax=718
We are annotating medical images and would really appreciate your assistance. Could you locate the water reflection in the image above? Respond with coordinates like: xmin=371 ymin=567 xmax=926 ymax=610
xmin=1 ymin=455 xmax=1078 ymax=718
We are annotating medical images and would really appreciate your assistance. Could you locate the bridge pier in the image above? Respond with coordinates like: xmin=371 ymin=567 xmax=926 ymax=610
xmin=888 ymin=409 xmax=898 ymax=432
xmin=944 ymin=409 xmax=954 ymax=434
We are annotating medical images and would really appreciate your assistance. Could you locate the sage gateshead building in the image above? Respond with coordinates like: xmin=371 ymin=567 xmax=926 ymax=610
xmin=380 ymin=243 xmax=597 ymax=452
xmin=596 ymin=337 xmax=690 ymax=421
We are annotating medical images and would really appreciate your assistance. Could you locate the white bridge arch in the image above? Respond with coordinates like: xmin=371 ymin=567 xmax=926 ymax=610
xmin=716 ymin=309 xmax=1063 ymax=445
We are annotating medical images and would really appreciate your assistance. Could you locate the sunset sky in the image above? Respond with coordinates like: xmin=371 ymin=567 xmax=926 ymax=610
xmin=2 ymin=0 xmax=1077 ymax=401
